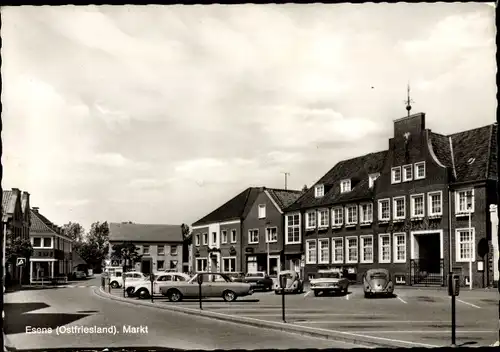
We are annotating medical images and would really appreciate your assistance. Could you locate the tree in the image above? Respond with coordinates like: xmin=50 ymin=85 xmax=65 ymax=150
xmin=181 ymin=223 xmax=191 ymax=245
xmin=6 ymin=238 xmax=33 ymax=262
xmin=62 ymin=222 xmax=85 ymax=243
xmin=79 ymin=221 xmax=109 ymax=273
xmin=111 ymin=242 xmax=142 ymax=271
xmin=302 ymin=185 xmax=308 ymax=192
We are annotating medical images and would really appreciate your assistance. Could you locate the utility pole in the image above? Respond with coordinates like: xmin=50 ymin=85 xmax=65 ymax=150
xmin=281 ymin=172 xmax=290 ymax=190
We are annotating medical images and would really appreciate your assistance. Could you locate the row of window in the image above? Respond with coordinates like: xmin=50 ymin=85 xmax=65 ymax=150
xmin=195 ymin=230 xmax=238 ymax=246
xmin=391 ymin=162 xmax=426 ymax=184
xmin=156 ymin=260 xmax=179 ymax=270
xmin=32 ymin=236 xmax=72 ymax=252
xmin=304 ymin=228 xmax=476 ymax=265
xmin=314 ymin=173 xmax=381 ymax=199
xmin=195 ymin=257 xmax=237 ymax=272
xmin=141 ymin=244 xmax=178 ymax=256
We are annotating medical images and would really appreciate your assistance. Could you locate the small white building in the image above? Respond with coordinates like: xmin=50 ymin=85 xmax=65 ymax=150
xmin=490 ymin=204 xmax=499 ymax=285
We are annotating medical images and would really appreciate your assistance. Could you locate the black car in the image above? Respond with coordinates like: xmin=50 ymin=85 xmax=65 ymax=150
xmin=243 ymin=272 xmax=273 ymax=291
xmin=224 ymin=272 xmax=245 ymax=282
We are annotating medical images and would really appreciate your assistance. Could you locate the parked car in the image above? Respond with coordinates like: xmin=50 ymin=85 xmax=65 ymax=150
xmin=71 ymin=270 xmax=87 ymax=280
xmin=273 ymin=270 xmax=304 ymax=294
xmin=363 ymin=268 xmax=394 ymax=298
xmin=309 ymin=269 xmax=349 ymax=296
xmin=127 ymin=272 xmax=191 ymax=298
xmin=109 ymin=271 xmax=148 ymax=289
xmin=224 ymin=272 xmax=245 ymax=282
xmin=244 ymin=272 xmax=274 ymax=291
xmin=159 ymin=272 xmax=253 ymax=302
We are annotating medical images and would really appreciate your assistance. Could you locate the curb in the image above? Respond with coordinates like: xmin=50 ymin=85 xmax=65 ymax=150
xmin=94 ymin=287 xmax=438 ymax=349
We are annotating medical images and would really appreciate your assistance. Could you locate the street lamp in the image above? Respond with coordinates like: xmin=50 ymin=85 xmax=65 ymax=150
xmin=467 ymin=191 xmax=474 ymax=290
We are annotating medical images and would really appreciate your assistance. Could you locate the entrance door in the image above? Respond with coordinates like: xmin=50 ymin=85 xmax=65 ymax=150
xmin=290 ymin=259 xmax=300 ymax=273
xmin=247 ymin=256 xmax=257 ymax=273
xmin=141 ymin=260 xmax=151 ymax=275
xmin=269 ymin=256 xmax=280 ymax=276
xmin=418 ymin=234 xmax=441 ymax=273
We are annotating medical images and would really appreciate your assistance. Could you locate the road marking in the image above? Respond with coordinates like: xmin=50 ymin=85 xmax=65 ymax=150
xmin=304 ymin=291 xmax=311 ymax=297
xmin=347 ymin=330 xmax=496 ymax=334
xmin=345 ymin=294 xmax=350 ymax=300
xmin=297 ymin=320 xmax=444 ymax=324
xmin=397 ymin=296 xmax=407 ymax=304
xmin=242 ymin=313 xmax=392 ymax=317
xmin=457 ymin=299 xmax=481 ymax=309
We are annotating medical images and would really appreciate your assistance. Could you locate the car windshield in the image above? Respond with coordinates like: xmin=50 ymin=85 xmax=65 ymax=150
xmin=246 ymin=273 xmax=264 ymax=277
xmin=317 ymin=272 xmax=340 ymax=279
xmin=369 ymin=272 xmax=388 ymax=279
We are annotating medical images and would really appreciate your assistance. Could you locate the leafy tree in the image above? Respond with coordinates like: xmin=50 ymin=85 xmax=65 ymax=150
xmin=6 ymin=238 xmax=33 ymax=262
xmin=78 ymin=221 xmax=109 ymax=273
xmin=62 ymin=222 xmax=85 ymax=243
xmin=181 ymin=223 xmax=191 ymax=244
xmin=111 ymin=242 xmax=142 ymax=270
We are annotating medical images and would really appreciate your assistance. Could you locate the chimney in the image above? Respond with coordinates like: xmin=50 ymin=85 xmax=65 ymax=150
xmin=11 ymin=188 xmax=21 ymax=195
xmin=32 ymin=207 xmax=39 ymax=213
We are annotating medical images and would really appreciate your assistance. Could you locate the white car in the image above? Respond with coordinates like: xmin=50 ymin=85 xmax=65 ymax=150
xmin=309 ymin=269 xmax=349 ymax=296
xmin=126 ymin=272 xmax=191 ymax=299
xmin=109 ymin=271 xmax=148 ymax=289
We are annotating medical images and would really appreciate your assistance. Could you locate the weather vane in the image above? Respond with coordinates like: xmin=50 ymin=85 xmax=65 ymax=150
xmin=404 ymin=82 xmax=415 ymax=117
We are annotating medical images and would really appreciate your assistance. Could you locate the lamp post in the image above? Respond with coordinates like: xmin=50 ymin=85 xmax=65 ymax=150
xmin=467 ymin=191 xmax=473 ymax=290
xmin=448 ymin=188 xmax=456 ymax=347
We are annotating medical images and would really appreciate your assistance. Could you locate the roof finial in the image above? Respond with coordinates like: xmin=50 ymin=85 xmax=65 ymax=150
xmin=404 ymin=82 xmax=414 ymax=117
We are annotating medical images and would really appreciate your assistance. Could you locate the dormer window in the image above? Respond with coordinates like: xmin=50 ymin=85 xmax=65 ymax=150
xmin=315 ymin=184 xmax=325 ymax=198
xmin=340 ymin=179 xmax=351 ymax=193
xmin=368 ymin=173 xmax=380 ymax=188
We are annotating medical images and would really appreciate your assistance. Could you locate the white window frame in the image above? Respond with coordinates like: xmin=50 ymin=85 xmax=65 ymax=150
xmin=428 ymin=191 xmax=443 ymax=217
xmin=402 ymin=164 xmax=413 ymax=182
xmin=212 ymin=232 xmax=217 ymax=245
xmin=340 ymin=179 xmax=351 ymax=193
xmin=248 ymin=229 xmax=259 ymax=244
xmin=378 ymin=198 xmax=391 ymax=221
xmin=318 ymin=208 xmax=329 ymax=228
xmin=391 ymin=166 xmax=402 ymax=184
xmin=33 ymin=237 xmax=54 ymax=249
xmin=332 ymin=237 xmax=344 ymax=263
xmin=315 ymin=184 xmax=325 ymax=198
xmin=258 ymin=204 xmax=266 ymax=219
xmin=393 ymin=233 xmax=407 ymax=263
xmin=360 ymin=235 xmax=374 ymax=263
xmin=346 ymin=236 xmax=358 ymax=263
xmin=222 ymin=256 xmax=237 ymax=272
xmin=345 ymin=205 xmax=358 ymax=226
xmin=332 ymin=207 xmax=343 ymax=227
xmin=414 ymin=161 xmax=426 ymax=180
xmin=368 ymin=173 xmax=380 ymax=189
xmin=171 ymin=245 xmax=178 ymax=255
xmin=266 ymin=227 xmax=278 ymax=243
xmin=359 ymin=203 xmax=373 ymax=223
xmin=230 ymin=229 xmax=237 ymax=243
xmin=455 ymin=228 xmax=476 ymax=262
xmin=455 ymin=188 xmax=475 ymax=214
xmin=306 ymin=210 xmax=317 ymax=230
xmin=410 ymin=194 xmax=425 ymax=218
xmin=221 ymin=230 xmax=228 ymax=244
xmin=195 ymin=234 xmax=200 ymax=246
xmin=318 ymin=238 xmax=330 ymax=264
xmin=196 ymin=258 xmax=208 ymax=272
xmin=306 ymin=239 xmax=317 ymax=264
xmin=202 ymin=233 xmax=208 ymax=245
xmin=157 ymin=245 xmax=165 ymax=256
xmin=285 ymin=213 xmax=301 ymax=244
xmin=393 ymin=196 xmax=406 ymax=220
xmin=378 ymin=234 xmax=391 ymax=263
xmin=143 ymin=245 xmax=150 ymax=255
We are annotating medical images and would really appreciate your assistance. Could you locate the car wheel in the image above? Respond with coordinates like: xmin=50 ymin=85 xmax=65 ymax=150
xmin=126 ymin=288 xmax=135 ymax=297
xmin=314 ymin=290 xmax=320 ymax=297
xmin=137 ymin=288 xmax=150 ymax=299
xmin=223 ymin=290 xmax=237 ymax=302
xmin=167 ymin=289 xmax=183 ymax=302
xmin=110 ymin=281 xmax=119 ymax=289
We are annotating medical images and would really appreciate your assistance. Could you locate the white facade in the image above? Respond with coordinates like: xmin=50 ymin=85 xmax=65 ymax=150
xmin=490 ymin=204 xmax=499 ymax=283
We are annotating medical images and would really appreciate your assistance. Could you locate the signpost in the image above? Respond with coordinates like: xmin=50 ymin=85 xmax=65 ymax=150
xmin=448 ymin=273 xmax=460 ymax=347
xmin=197 ymin=274 xmax=204 ymax=310
xmin=150 ymin=273 xmax=154 ymax=303
xmin=279 ymin=273 xmax=287 ymax=323
xmin=16 ymin=257 xmax=26 ymax=286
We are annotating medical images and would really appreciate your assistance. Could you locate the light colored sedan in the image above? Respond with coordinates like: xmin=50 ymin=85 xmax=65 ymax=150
xmin=309 ymin=269 xmax=349 ymax=296
xmin=127 ymin=272 xmax=191 ymax=298
xmin=159 ymin=272 xmax=253 ymax=302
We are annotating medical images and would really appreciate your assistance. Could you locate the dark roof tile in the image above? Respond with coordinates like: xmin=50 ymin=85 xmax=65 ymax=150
xmin=109 ymin=223 xmax=183 ymax=243
xmin=30 ymin=209 xmax=71 ymax=240
xmin=266 ymin=188 xmax=304 ymax=210
xmin=429 ymin=132 xmax=453 ymax=168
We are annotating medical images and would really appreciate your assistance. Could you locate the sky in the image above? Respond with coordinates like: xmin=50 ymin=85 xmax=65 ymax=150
xmin=2 ymin=3 xmax=497 ymax=233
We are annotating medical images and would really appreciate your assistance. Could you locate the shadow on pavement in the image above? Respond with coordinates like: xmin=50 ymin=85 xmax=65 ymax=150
xmin=6 ymin=347 xmax=184 ymax=352
xmin=176 ymin=298 xmax=260 ymax=303
xmin=364 ymin=293 xmax=397 ymax=299
xmin=4 ymin=302 xmax=90 ymax=334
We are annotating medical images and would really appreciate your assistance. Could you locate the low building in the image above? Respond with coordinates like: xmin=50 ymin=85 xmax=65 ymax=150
xmin=490 ymin=204 xmax=499 ymax=286
xmin=284 ymin=112 xmax=497 ymax=287
xmin=2 ymin=188 xmax=31 ymax=284
xmin=30 ymin=207 xmax=73 ymax=282
xmin=108 ymin=222 xmax=184 ymax=274
xmin=191 ymin=187 xmax=303 ymax=275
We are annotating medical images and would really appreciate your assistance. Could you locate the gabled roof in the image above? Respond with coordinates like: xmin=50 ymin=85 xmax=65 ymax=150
xmin=109 ymin=223 xmax=183 ymax=243
xmin=286 ymin=151 xmax=387 ymax=212
xmin=430 ymin=123 xmax=497 ymax=183
xmin=266 ymin=188 xmax=304 ymax=210
xmin=30 ymin=209 xmax=72 ymax=241
xmin=192 ymin=187 xmax=261 ymax=227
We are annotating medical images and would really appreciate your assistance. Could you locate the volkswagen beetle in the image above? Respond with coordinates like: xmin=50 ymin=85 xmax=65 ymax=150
xmin=363 ymin=268 xmax=394 ymax=298
xmin=273 ymin=270 xmax=304 ymax=294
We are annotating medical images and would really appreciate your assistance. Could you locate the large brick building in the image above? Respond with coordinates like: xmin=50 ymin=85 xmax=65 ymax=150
xmin=191 ymin=187 xmax=302 ymax=275
xmin=284 ymin=112 xmax=497 ymax=287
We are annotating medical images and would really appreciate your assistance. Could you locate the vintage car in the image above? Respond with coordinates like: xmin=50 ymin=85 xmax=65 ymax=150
xmin=243 ymin=272 xmax=274 ymax=291
xmin=363 ymin=268 xmax=394 ymax=298
xmin=309 ymin=269 xmax=349 ymax=296
xmin=159 ymin=272 xmax=253 ymax=302
xmin=223 ymin=272 xmax=245 ymax=282
xmin=273 ymin=270 xmax=304 ymax=294
xmin=109 ymin=271 xmax=148 ymax=289
xmin=127 ymin=272 xmax=191 ymax=298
